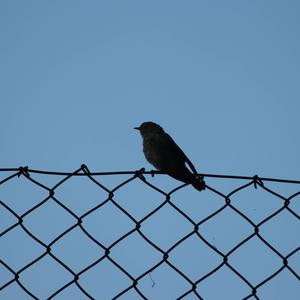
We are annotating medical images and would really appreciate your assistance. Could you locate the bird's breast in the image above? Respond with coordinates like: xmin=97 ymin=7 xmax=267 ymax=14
xmin=143 ymin=136 xmax=166 ymax=170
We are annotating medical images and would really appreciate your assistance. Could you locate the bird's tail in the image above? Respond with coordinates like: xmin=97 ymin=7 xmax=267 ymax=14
xmin=169 ymin=168 xmax=206 ymax=191
xmin=191 ymin=176 xmax=206 ymax=191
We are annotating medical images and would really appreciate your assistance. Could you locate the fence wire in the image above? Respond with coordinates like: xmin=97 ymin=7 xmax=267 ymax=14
xmin=0 ymin=165 xmax=299 ymax=300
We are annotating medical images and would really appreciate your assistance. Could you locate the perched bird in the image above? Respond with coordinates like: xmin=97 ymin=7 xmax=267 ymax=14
xmin=134 ymin=122 xmax=205 ymax=191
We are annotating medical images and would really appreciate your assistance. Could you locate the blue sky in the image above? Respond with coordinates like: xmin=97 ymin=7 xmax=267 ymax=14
xmin=0 ymin=1 xmax=299 ymax=299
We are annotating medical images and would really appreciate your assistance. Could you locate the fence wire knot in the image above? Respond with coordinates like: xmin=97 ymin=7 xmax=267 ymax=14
xmin=253 ymin=174 xmax=264 ymax=188
xmin=17 ymin=166 xmax=30 ymax=178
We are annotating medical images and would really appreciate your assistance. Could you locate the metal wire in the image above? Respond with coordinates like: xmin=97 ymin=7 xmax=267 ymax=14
xmin=0 ymin=165 xmax=299 ymax=299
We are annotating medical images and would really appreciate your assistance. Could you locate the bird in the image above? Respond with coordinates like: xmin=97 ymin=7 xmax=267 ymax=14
xmin=134 ymin=122 xmax=205 ymax=191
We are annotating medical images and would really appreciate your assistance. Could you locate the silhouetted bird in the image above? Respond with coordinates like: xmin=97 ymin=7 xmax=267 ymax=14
xmin=134 ymin=122 xmax=205 ymax=191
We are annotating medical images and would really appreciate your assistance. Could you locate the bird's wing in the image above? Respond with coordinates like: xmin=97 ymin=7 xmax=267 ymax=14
xmin=164 ymin=133 xmax=199 ymax=176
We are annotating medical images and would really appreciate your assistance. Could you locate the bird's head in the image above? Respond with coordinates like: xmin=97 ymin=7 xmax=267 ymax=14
xmin=134 ymin=122 xmax=164 ymax=137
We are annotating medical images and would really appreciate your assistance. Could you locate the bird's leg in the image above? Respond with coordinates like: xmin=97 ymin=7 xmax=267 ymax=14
xmin=150 ymin=170 xmax=156 ymax=177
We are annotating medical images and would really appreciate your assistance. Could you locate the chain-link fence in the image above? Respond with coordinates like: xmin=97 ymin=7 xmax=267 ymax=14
xmin=0 ymin=165 xmax=299 ymax=299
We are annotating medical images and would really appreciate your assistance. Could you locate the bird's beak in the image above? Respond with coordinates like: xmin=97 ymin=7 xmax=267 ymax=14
xmin=134 ymin=127 xmax=140 ymax=130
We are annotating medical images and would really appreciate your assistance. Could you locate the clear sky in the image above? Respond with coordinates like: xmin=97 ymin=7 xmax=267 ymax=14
xmin=0 ymin=1 xmax=299 ymax=300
